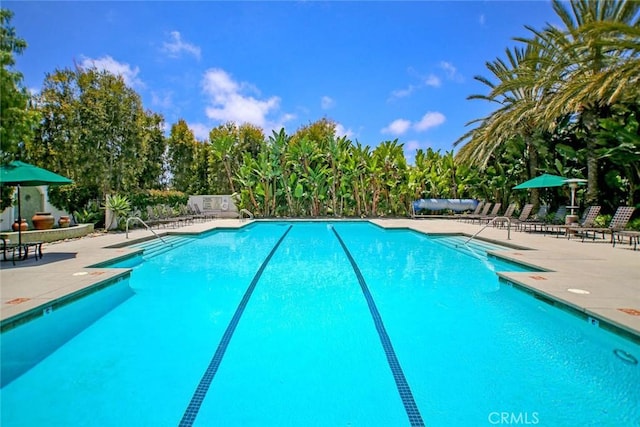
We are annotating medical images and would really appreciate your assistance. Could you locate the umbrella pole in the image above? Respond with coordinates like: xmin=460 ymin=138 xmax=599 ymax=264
xmin=17 ymin=185 xmax=23 ymax=258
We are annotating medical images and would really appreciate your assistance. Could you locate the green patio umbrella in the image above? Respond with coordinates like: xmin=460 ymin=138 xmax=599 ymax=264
xmin=513 ymin=173 xmax=567 ymax=189
xmin=514 ymin=173 xmax=587 ymax=217
xmin=0 ymin=160 xmax=73 ymax=253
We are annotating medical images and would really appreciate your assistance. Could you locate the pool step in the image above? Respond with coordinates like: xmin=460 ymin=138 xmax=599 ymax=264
xmin=131 ymin=235 xmax=194 ymax=260
xmin=431 ymin=235 xmax=505 ymax=260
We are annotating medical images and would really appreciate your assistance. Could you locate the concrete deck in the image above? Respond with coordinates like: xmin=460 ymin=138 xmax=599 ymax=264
xmin=1 ymin=218 xmax=638 ymax=340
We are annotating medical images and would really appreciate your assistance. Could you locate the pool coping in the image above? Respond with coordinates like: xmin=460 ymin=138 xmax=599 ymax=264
xmin=1 ymin=218 xmax=639 ymax=343
xmin=0 ymin=220 xmax=253 ymax=328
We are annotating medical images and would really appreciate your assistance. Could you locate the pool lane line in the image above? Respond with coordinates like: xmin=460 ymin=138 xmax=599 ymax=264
xmin=331 ymin=227 xmax=426 ymax=427
xmin=179 ymin=225 xmax=293 ymax=427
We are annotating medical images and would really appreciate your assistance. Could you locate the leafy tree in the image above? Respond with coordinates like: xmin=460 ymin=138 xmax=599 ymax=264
xmin=290 ymin=117 xmax=336 ymax=148
xmin=594 ymin=104 xmax=640 ymax=207
xmin=137 ymin=112 xmax=167 ymax=190
xmin=208 ymin=122 xmax=266 ymax=195
xmin=523 ymin=0 xmax=640 ymax=204
xmin=0 ymin=9 xmax=39 ymax=163
xmin=31 ymin=67 xmax=165 ymax=212
xmin=166 ymin=119 xmax=197 ymax=193
xmin=373 ymin=140 xmax=407 ymax=215
xmin=456 ymin=44 xmax=549 ymax=208
xmin=209 ymin=123 xmax=238 ymax=194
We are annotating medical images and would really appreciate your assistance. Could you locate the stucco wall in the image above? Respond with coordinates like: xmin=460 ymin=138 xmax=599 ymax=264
xmin=187 ymin=195 xmax=239 ymax=219
xmin=1 ymin=186 xmax=70 ymax=232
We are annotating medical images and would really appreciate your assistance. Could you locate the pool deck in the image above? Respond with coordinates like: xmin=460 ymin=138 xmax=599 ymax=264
xmin=1 ymin=218 xmax=639 ymax=339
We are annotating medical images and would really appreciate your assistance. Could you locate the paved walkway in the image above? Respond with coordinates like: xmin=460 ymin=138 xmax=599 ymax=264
xmin=1 ymin=218 xmax=638 ymax=339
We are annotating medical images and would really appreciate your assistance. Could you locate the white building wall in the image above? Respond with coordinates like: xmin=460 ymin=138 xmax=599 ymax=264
xmin=0 ymin=186 xmax=70 ymax=231
xmin=188 ymin=195 xmax=239 ymax=218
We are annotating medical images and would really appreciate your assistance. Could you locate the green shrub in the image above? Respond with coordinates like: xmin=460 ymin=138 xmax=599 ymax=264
xmin=627 ymin=217 xmax=640 ymax=231
xmin=104 ymin=194 xmax=132 ymax=230
xmin=593 ymin=214 xmax=611 ymax=227
xmin=73 ymin=200 xmax=103 ymax=226
xmin=128 ymin=189 xmax=189 ymax=211
xmin=48 ymin=184 xmax=100 ymax=213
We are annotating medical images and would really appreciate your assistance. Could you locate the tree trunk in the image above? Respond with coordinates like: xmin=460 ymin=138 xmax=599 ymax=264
xmin=585 ymin=137 xmax=599 ymax=205
xmin=223 ymin=160 xmax=235 ymax=193
xmin=527 ymin=139 xmax=540 ymax=209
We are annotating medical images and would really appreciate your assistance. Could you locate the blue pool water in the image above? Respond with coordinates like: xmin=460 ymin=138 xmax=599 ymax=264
xmin=1 ymin=222 xmax=639 ymax=426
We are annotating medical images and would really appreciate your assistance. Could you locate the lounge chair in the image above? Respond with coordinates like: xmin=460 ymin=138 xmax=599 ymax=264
xmin=456 ymin=201 xmax=484 ymax=221
xmin=187 ymin=204 xmax=205 ymax=222
xmin=515 ymin=205 xmax=548 ymax=231
xmin=476 ymin=203 xmax=502 ymax=224
xmin=463 ymin=202 xmax=492 ymax=223
xmin=510 ymin=204 xmax=534 ymax=230
xmin=545 ymin=205 xmax=601 ymax=238
xmin=193 ymin=203 xmax=216 ymax=221
xmin=577 ymin=206 xmax=635 ymax=243
xmin=146 ymin=206 xmax=174 ymax=228
xmin=521 ymin=206 xmax=566 ymax=233
xmin=613 ymin=230 xmax=639 ymax=250
xmin=490 ymin=203 xmax=516 ymax=228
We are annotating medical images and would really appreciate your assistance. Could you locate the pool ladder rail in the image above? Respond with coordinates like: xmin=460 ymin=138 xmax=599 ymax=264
xmin=465 ymin=216 xmax=511 ymax=245
xmin=239 ymin=209 xmax=254 ymax=220
xmin=125 ymin=216 xmax=171 ymax=246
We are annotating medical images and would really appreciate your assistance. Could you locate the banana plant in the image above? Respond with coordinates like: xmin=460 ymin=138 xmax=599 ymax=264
xmin=236 ymin=153 xmax=260 ymax=213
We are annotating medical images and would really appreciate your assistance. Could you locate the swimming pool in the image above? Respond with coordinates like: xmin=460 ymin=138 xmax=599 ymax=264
xmin=1 ymin=222 xmax=639 ymax=426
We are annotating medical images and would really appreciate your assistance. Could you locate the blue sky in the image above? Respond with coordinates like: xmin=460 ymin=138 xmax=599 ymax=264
xmin=7 ymin=1 xmax=558 ymax=158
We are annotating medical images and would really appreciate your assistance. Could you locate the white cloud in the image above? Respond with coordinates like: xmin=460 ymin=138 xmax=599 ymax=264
xmin=414 ymin=112 xmax=446 ymax=132
xmin=424 ymin=74 xmax=441 ymax=87
xmin=439 ymin=61 xmax=463 ymax=82
xmin=403 ymin=139 xmax=433 ymax=165
xmin=151 ymin=91 xmax=173 ymax=109
xmin=335 ymin=123 xmax=354 ymax=139
xmin=382 ymin=112 xmax=445 ymax=137
xmin=321 ymin=96 xmax=335 ymax=110
xmin=382 ymin=119 xmax=412 ymax=135
xmin=202 ymin=68 xmax=281 ymax=128
xmin=389 ymin=73 xmax=440 ymax=101
xmin=188 ymin=123 xmax=211 ymax=141
xmin=479 ymin=14 xmax=486 ymax=26
xmin=266 ymin=113 xmax=297 ymax=136
xmin=390 ymin=85 xmax=416 ymax=100
xmin=79 ymin=55 xmax=143 ymax=88
xmin=405 ymin=140 xmax=421 ymax=152
xmin=162 ymin=31 xmax=201 ymax=60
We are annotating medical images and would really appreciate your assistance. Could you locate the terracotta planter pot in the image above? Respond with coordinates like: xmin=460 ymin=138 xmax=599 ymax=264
xmin=58 ymin=216 xmax=71 ymax=228
xmin=32 ymin=212 xmax=55 ymax=230
xmin=12 ymin=219 xmax=28 ymax=232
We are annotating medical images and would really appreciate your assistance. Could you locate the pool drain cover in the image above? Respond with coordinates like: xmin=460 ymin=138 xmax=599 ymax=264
xmin=614 ymin=349 xmax=638 ymax=365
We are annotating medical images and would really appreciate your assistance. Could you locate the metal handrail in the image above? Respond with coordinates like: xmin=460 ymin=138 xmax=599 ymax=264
xmin=239 ymin=209 xmax=254 ymax=220
xmin=464 ymin=216 xmax=511 ymax=244
xmin=126 ymin=217 xmax=169 ymax=244
xmin=459 ymin=239 xmax=496 ymax=272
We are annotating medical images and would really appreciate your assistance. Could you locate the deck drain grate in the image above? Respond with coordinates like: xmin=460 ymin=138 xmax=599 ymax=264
xmin=6 ymin=297 xmax=31 ymax=305
xmin=618 ymin=308 xmax=640 ymax=316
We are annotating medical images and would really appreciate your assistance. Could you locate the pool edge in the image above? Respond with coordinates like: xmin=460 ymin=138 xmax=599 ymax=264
xmin=497 ymin=275 xmax=640 ymax=345
xmin=1 ymin=269 xmax=132 ymax=333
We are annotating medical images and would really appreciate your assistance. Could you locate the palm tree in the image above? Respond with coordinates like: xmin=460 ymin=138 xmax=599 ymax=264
xmin=455 ymin=44 xmax=549 ymax=208
xmin=521 ymin=0 xmax=640 ymax=204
